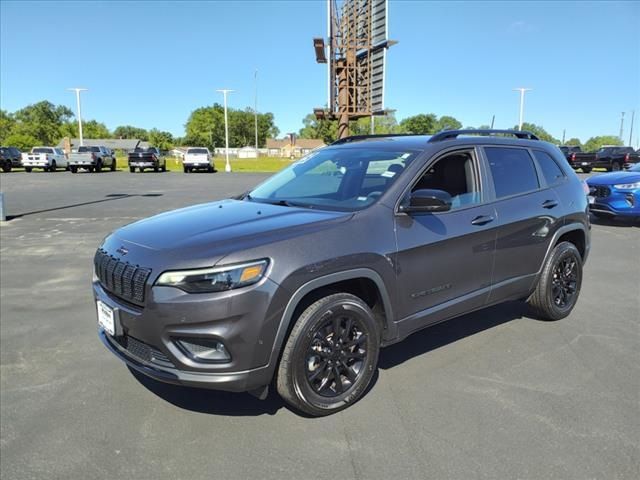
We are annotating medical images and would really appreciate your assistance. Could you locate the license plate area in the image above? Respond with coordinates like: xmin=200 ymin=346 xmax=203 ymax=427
xmin=97 ymin=300 xmax=118 ymax=336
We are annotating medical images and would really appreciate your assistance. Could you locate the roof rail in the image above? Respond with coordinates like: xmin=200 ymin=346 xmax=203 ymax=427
xmin=428 ymin=129 xmax=540 ymax=142
xmin=330 ymin=133 xmax=419 ymax=145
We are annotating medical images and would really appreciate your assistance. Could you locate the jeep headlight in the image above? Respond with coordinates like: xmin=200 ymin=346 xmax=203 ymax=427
xmin=613 ymin=181 xmax=640 ymax=190
xmin=156 ymin=260 xmax=268 ymax=293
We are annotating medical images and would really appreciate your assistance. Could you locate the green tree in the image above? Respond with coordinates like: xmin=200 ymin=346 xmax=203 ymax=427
xmin=61 ymin=120 xmax=111 ymax=139
xmin=299 ymin=114 xmax=339 ymax=144
xmin=399 ymin=114 xmax=438 ymax=134
xmin=512 ymin=122 xmax=560 ymax=144
xmin=564 ymin=138 xmax=582 ymax=147
xmin=350 ymin=112 xmax=402 ymax=136
xmin=12 ymin=101 xmax=73 ymax=145
xmin=113 ymin=125 xmax=149 ymax=140
xmin=2 ymin=132 xmax=40 ymax=150
xmin=148 ymin=129 xmax=174 ymax=150
xmin=583 ymin=135 xmax=622 ymax=152
xmin=0 ymin=110 xmax=16 ymax=144
xmin=435 ymin=115 xmax=462 ymax=131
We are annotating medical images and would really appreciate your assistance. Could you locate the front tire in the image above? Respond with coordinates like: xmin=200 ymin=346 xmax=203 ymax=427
xmin=610 ymin=162 xmax=622 ymax=172
xmin=276 ymin=293 xmax=380 ymax=417
xmin=49 ymin=161 xmax=57 ymax=172
xmin=25 ymin=167 xmax=32 ymax=173
xmin=70 ymin=166 xmax=78 ymax=173
xmin=129 ymin=166 xmax=135 ymax=173
xmin=582 ymin=167 xmax=592 ymax=174
xmin=111 ymin=159 xmax=116 ymax=171
xmin=527 ymin=242 xmax=583 ymax=321
xmin=95 ymin=160 xmax=102 ymax=173
xmin=2 ymin=164 xmax=11 ymax=172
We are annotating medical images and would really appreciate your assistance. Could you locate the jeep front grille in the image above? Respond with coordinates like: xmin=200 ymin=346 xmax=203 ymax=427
xmin=94 ymin=248 xmax=151 ymax=304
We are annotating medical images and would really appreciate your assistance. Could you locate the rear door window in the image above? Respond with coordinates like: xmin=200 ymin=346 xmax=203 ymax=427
xmin=532 ymin=150 xmax=565 ymax=186
xmin=484 ymin=147 xmax=539 ymax=199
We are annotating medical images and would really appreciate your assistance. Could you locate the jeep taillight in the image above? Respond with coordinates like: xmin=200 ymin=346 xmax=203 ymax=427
xmin=624 ymin=153 xmax=630 ymax=162
xmin=570 ymin=153 xmax=576 ymax=161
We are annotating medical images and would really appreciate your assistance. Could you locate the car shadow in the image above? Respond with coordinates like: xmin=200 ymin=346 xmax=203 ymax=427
xmin=131 ymin=301 xmax=534 ymax=417
xmin=378 ymin=301 xmax=532 ymax=371
xmin=589 ymin=214 xmax=639 ymax=228
xmin=5 ymin=193 xmax=163 ymax=220
xmin=128 ymin=367 xmax=285 ymax=416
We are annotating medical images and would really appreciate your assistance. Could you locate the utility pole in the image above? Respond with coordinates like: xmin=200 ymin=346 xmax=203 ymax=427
xmin=216 ymin=89 xmax=234 ymax=173
xmin=490 ymin=115 xmax=495 ymax=129
xmin=67 ymin=88 xmax=88 ymax=146
xmin=513 ymin=88 xmax=532 ymax=131
xmin=619 ymin=112 xmax=625 ymax=142
xmin=562 ymin=129 xmax=566 ymax=145
xmin=254 ymin=69 xmax=259 ymax=150
xmin=629 ymin=111 xmax=635 ymax=147
xmin=370 ymin=115 xmax=375 ymax=134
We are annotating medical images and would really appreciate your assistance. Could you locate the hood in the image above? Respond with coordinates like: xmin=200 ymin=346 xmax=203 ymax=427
xmin=587 ymin=171 xmax=640 ymax=186
xmin=111 ymin=199 xmax=350 ymax=254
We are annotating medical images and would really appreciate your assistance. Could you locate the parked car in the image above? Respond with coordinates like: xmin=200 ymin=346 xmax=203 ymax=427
xmin=68 ymin=146 xmax=116 ymax=173
xmin=571 ymin=146 xmax=639 ymax=173
xmin=21 ymin=147 xmax=68 ymax=172
xmin=586 ymin=162 xmax=640 ymax=218
xmin=93 ymin=129 xmax=590 ymax=416
xmin=183 ymin=147 xmax=214 ymax=173
xmin=558 ymin=145 xmax=582 ymax=167
xmin=128 ymin=147 xmax=166 ymax=173
xmin=0 ymin=146 xmax=22 ymax=172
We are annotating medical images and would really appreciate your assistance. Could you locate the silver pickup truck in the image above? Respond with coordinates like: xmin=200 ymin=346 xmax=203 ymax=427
xmin=68 ymin=146 xmax=116 ymax=173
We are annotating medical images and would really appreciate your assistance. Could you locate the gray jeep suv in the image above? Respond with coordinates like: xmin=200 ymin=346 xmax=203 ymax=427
xmin=93 ymin=130 xmax=590 ymax=416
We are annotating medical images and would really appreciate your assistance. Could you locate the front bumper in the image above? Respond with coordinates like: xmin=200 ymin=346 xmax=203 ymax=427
xmin=588 ymin=186 xmax=640 ymax=217
xmin=93 ymin=274 xmax=284 ymax=392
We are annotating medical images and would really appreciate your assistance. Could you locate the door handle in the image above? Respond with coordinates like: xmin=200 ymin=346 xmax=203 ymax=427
xmin=542 ymin=199 xmax=558 ymax=209
xmin=471 ymin=215 xmax=495 ymax=226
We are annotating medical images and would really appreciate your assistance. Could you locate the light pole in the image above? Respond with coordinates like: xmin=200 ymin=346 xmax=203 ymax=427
xmin=67 ymin=88 xmax=88 ymax=145
xmin=619 ymin=112 xmax=625 ymax=142
xmin=513 ymin=87 xmax=532 ymax=131
xmin=216 ymin=89 xmax=234 ymax=172
xmin=629 ymin=111 xmax=635 ymax=147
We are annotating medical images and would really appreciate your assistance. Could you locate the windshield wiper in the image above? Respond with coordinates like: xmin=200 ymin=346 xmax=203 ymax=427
xmin=250 ymin=197 xmax=311 ymax=208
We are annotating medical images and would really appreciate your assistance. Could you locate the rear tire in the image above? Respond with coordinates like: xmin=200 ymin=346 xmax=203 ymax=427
xmin=154 ymin=164 xmax=159 ymax=172
xmin=70 ymin=166 xmax=78 ymax=173
xmin=50 ymin=161 xmax=57 ymax=172
xmin=276 ymin=293 xmax=380 ymax=417
xmin=161 ymin=163 xmax=167 ymax=172
xmin=527 ymin=242 xmax=582 ymax=321
xmin=582 ymin=167 xmax=591 ymax=174
xmin=25 ymin=167 xmax=32 ymax=173
xmin=2 ymin=163 xmax=11 ymax=172
xmin=611 ymin=162 xmax=622 ymax=172
xmin=129 ymin=166 xmax=135 ymax=173
xmin=88 ymin=166 xmax=94 ymax=173
xmin=95 ymin=160 xmax=102 ymax=173
xmin=111 ymin=159 xmax=116 ymax=171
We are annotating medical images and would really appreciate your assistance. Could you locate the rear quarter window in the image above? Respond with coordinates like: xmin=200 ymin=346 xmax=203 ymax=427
xmin=485 ymin=147 xmax=539 ymax=198
xmin=532 ymin=150 xmax=566 ymax=186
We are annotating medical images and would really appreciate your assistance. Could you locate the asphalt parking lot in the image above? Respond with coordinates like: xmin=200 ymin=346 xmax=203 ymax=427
xmin=1 ymin=170 xmax=638 ymax=480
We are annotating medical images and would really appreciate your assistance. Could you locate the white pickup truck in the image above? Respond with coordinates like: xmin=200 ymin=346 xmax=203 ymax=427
xmin=183 ymin=147 xmax=215 ymax=173
xmin=68 ymin=146 xmax=116 ymax=173
xmin=21 ymin=147 xmax=68 ymax=172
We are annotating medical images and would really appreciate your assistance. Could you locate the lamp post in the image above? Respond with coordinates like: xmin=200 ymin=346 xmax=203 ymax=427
xmin=216 ymin=89 xmax=234 ymax=172
xmin=67 ymin=88 xmax=88 ymax=145
xmin=513 ymin=87 xmax=532 ymax=131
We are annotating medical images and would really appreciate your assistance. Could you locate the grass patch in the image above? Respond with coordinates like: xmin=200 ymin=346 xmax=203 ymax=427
xmin=116 ymin=156 xmax=293 ymax=173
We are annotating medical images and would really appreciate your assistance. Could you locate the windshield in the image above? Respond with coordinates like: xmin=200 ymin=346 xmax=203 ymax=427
xmin=597 ymin=147 xmax=614 ymax=155
xmin=187 ymin=148 xmax=208 ymax=154
xmin=248 ymin=147 xmax=419 ymax=211
xmin=78 ymin=146 xmax=101 ymax=153
xmin=32 ymin=148 xmax=53 ymax=153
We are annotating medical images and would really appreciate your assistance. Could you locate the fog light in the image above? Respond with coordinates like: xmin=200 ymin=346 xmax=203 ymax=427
xmin=175 ymin=338 xmax=231 ymax=363
xmin=625 ymin=194 xmax=635 ymax=207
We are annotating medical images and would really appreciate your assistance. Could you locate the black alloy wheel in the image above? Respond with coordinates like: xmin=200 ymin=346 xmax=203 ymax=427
xmin=528 ymin=241 xmax=583 ymax=320
xmin=551 ymin=256 xmax=578 ymax=308
xmin=277 ymin=292 xmax=380 ymax=416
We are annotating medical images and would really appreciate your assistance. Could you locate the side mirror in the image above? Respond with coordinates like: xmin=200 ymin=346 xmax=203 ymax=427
xmin=399 ymin=189 xmax=452 ymax=213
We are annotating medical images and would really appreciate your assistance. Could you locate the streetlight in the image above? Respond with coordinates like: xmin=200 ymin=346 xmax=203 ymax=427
xmin=67 ymin=88 xmax=88 ymax=145
xmin=513 ymin=87 xmax=532 ymax=131
xmin=216 ymin=89 xmax=235 ymax=172
xmin=254 ymin=70 xmax=259 ymax=151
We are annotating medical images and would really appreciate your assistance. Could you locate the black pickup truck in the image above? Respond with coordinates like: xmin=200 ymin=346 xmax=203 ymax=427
xmin=128 ymin=147 xmax=166 ymax=173
xmin=570 ymin=146 xmax=640 ymax=173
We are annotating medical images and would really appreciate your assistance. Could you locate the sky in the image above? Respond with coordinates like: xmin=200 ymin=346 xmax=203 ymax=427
xmin=1 ymin=0 xmax=639 ymax=145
